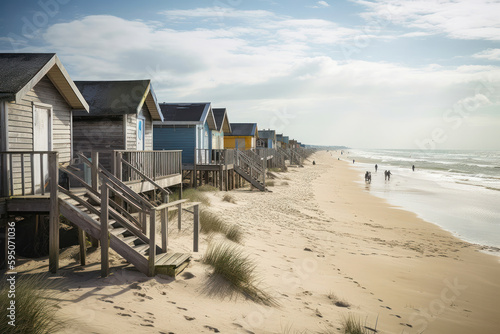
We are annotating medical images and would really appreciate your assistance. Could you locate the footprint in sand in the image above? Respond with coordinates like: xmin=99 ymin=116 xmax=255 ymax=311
xmin=204 ymin=325 xmax=220 ymax=333
xmin=177 ymin=307 xmax=188 ymax=311
xmin=113 ymin=306 xmax=125 ymax=310
xmin=117 ymin=313 xmax=132 ymax=317
xmin=184 ymin=315 xmax=196 ymax=321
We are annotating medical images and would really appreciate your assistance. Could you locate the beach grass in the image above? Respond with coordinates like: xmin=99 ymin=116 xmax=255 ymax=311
xmin=328 ymin=291 xmax=351 ymax=308
xmin=182 ymin=188 xmax=211 ymax=206
xmin=222 ymin=194 xmax=236 ymax=204
xmin=197 ymin=185 xmax=219 ymax=192
xmin=0 ymin=274 xmax=65 ymax=334
xmin=265 ymin=180 xmax=275 ymax=187
xmin=281 ymin=181 xmax=289 ymax=186
xmin=202 ymin=241 xmax=277 ymax=306
xmin=341 ymin=314 xmax=376 ymax=334
xmin=200 ymin=210 xmax=243 ymax=243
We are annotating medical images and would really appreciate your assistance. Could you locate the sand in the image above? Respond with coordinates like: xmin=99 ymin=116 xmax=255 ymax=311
xmin=13 ymin=150 xmax=500 ymax=333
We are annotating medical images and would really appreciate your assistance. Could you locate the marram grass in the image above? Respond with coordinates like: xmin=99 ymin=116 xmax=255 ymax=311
xmin=200 ymin=210 xmax=243 ymax=243
xmin=0 ymin=274 xmax=64 ymax=334
xmin=341 ymin=314 xmax=371 ymax=334
xmin=202 ymin=241 xmax=277 ymax=306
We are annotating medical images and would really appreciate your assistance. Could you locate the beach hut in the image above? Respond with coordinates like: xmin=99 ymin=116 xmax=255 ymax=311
xmin=257 ymin=129 xmax=277 ymax=148
xmin=0 ymin=53 xmax=89 ymax=197
xmin=153 ymin=103 xmax=217 ymax=164
xmin=212 ymin=108 xmax=231 ymax=150
xmin=72 ymin=80 xmax=163 ymax=171
xmin=224 ymin=123 xmax=259 ymax=150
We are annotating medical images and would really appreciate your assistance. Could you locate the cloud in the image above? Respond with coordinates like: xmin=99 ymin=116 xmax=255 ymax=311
xmin=13 ymin=8 xmax=500 ymax=148
xmin=310 ymin=1 xmax=330 ymax=8
xmin=354 ymin=0 xmax=500 ymax=40
xmin=473 ymin=48 xmax=500 ymax=61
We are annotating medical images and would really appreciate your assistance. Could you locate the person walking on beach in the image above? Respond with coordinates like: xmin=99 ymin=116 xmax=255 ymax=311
xmin=353 ymin=159 xmax=355 ymax=164
xmin=375 ymin=164 xmax=378 ymax=172
xmin=412 ymin=165 xmax=415 ymax=171
xmin=387 ymin=170 xmax=391 ymax=180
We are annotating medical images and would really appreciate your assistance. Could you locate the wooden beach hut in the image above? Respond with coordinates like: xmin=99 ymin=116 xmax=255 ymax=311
xmin=0 ymin=53 xmax=89 ymax=198
xmin=224 ymin=123 xmax=259 ymax=150
xmin=153 ymin=103 xmax=216 ymax=165
xmin=212 ymin=108 xmax=231 ymax=150
xmin=257 ymin=129 xmax=277 ymax=148
xmin=72 ymin=80 xmax=163 ymax=171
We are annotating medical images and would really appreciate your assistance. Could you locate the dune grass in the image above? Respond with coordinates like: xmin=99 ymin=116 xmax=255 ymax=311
xmin=0 ymin=274 xmax=64 ymax=334
xmin=328 ymin=291 xmax=351 ymax=308
xmin=197 ymin=185 xmax=219 ymax=192
xmin=182 ymin=188 xmax=211 ymax=206
xmin=202 ymin=241 xmax=277 ymax=306
xmin=281 ymin=181 xmax=289 ymax=186
xmin=200 ymin=210 xmax=243 ymax=243
xmin=265 ymin=180 xmax=275 ymax=187
xmin=341 ymin=314 xmax=377 ymax=334
xmin=222 ymin=194 xmax=236 ymax=204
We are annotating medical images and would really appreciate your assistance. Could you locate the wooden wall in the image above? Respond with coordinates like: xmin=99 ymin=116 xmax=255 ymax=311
xmin=6 ymin=76 xmax=72 ymax=163
xmin=125 ymin=104 xmax=153 ymax=150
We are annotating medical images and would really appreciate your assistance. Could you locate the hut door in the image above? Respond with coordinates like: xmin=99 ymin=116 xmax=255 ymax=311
xmin=33 ymin=103 xmax=52 ymax=194
xmin=137 ymin=117 xmax=145 ymax=150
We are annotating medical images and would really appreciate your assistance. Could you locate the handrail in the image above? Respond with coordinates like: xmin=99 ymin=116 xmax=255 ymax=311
xmin=120 ymin=157 xmax=172 ymax=197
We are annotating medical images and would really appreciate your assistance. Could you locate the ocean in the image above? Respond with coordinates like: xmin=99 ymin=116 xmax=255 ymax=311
xmin=341 ymin=149 xmax=500 ymax=253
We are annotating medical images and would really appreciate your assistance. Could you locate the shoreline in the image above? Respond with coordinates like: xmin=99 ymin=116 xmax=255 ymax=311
xmin=12 ymin=150 xmax=500 ymax=333
xmin=340 ymin=151 xmax=500 ymax=252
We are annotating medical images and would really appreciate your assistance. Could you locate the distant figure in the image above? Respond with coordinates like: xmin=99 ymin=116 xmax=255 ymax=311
xmin=375 ymin=164 xmax=378 ymax=172
xmin=412 ymin=165 xmax=415 ymax=171
xmin=338 ymin=158 xmax=340 ymax=160
xmin=313 ymin=160 xmax=316 ymax=165
xmin=365 ymin=171 xmax=371 ymax=183
xmin=353 ymin=159 xmax=355 ymax=164
xmin=384 ymin=170 xmax=392 ymax=181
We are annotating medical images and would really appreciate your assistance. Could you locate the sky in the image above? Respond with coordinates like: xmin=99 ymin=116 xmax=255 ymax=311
xmin=1 ymin=0 xmax=500 ymax=149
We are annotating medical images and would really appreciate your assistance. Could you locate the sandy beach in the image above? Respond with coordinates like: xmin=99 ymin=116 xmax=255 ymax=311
xmin=14 ymin=150 xmax=500 ymax=334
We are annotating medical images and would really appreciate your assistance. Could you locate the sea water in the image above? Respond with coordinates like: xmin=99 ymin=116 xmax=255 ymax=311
xmin=342 ymin=149 xmax=500 ymax=252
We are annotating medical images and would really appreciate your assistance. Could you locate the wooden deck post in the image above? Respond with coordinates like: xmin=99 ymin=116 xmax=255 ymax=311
xmin=193 ymin=204 xmax=199 ymax=252
xmin=90 ymin=151 xmax=100 ymax=248
xmin=161 ymin=208 xmax=168 ymax=253
xmin=100 ymin=180 xmax=109 ymax=278
xmin=78 ymin=228 xmax=86 ymax=266
xmin=148 ymin=208 xmax=156 ymax=277
xmin=177 ymin=203 xmax=182 ymax=231
xmin=219 ymin=165 xmax=223 ymax=191
xmin=49 ymin=152 xmax=59 ymax=273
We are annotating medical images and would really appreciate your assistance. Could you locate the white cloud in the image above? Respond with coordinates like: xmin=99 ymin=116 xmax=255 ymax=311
xmin=473 ymin=49 xmax=500 ymax=61
xmin=354 ymin=0 xmax=500 ymax=40
xmin=25 ymin=9 xmax=500 ymax=148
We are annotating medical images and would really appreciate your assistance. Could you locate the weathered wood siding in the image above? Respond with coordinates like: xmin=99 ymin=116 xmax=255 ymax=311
xmin=6 ymin=76 xmax=72 ymax=162
xmin=72 ymin=115 xmax=124 ymax=171
xmin=126 ymin=105 xmax=153 ymax=150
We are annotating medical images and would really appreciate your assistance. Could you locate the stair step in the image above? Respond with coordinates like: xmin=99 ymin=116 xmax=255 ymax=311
xmin=110 ymin=227 xmax=127 ymax=236
xmin=119 ymin=236 xmax=139 ymax=245
xmin=133 ymin=244 xmax=150 ymax=254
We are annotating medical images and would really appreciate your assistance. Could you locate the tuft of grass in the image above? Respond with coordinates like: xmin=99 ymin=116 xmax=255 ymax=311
xmin=222 ymin=194 xmax=236 ymax=204
xmin=0 ymin=274 xmax=65 ymax=334
xmin=200 ymin=210 xmax=243 ymax=243
xmin=202 ymin=241 xmax=277 ymax=306
xmin=182 ymin=188 xmax=211 ymax=206
xmin=265 ymin=180 xmax=275 ymax=187
xmin=281 ymin=181 xmax=289 ymax=186
xmin=268 ymin=167 xmax=282 ymax=173
xmin=328 ymin=291 xmax=351 ymax=308
xmin=197 ymin=185 xmax=219 ymax=192
xmin=341 ymin=314 xmax=372 ymax=334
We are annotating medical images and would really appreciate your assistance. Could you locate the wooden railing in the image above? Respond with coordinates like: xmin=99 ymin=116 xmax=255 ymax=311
xmin=0 ymin=151 xmax=58 ymax=197
xmin=235 ymin=149 xmax=266 ymax=185
xmin=62 ymin=152 xmax=199 ymax=277
xmin=194 ymin=149 xmax=235 ymax=166
xmin=114 ymin=150 xmax=182 ymax=183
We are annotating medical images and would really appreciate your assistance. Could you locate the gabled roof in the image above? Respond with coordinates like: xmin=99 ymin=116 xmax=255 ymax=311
xmin=0 ymin=53 xmax=88 ymax=111
xmin=156 ymin=103 xmax=216 ymax=130
xmin=73 ymin=80 xmax=163 ymax=120
xmin=258 ymin=129 xmax=276 ymax=140
xmin=227 ymin=123 xmax=258 ymax=137
xmin=212 ymin=108 xmax=231 ymax=133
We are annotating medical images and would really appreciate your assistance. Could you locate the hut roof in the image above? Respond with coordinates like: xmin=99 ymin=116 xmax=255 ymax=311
xmin=73 ymin=80 xmax=162 ymax=120
xmin=258 ymin=129 xmax=276 ymax=140
xmin=212 ymin=108 xmax=231 ymax=133
xmin=0 ymin=53 xmax=88 ymax=111
xmin=227 ymin=123 xmax=258 ymax=137
xmin=156 ymin=103 xmax=216 ymax=130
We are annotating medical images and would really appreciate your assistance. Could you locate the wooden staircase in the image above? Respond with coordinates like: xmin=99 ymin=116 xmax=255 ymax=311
xmin=233 ymin=150 xmax=267 ymax=191
xmin=58 ymin=152 xmax=199 ymax=277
